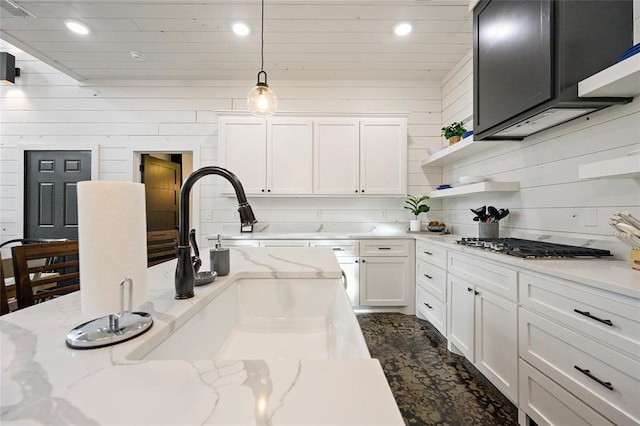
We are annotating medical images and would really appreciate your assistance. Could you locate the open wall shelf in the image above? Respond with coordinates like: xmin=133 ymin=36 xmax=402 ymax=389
xmin=578 ymin=155 xmax=640 ymax=180
xmin=429 ymin=181 xmax=520 ymax=198
xmin=578 ymin=54 xmax=640 ymax=98
xmin=420 ymin=138 xmax=507 ymax=168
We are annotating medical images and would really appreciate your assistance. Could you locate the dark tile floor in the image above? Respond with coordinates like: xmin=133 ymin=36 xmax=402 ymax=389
xmin=357 ymin=313 xmax=519 ymax=426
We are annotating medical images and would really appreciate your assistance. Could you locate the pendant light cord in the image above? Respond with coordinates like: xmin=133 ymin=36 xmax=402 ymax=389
xmin=260 ymin=0 xmax=265 ymax=72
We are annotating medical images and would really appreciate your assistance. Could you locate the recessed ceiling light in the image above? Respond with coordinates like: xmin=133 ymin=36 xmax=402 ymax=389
xmin=65 ymin=20 xmax=90 ymax=35
xmin=233 ymin=23 xmax=250 ymax=36
xmin=394 ymin=22 xmax=412 ymax=36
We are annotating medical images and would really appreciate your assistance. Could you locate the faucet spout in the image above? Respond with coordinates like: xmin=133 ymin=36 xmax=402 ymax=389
xmin=175 ymin=166 xmax=257 ymax=299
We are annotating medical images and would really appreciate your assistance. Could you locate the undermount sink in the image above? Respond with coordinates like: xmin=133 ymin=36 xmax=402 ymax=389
xmin=130 ymin=278 xmax=370 ymax=361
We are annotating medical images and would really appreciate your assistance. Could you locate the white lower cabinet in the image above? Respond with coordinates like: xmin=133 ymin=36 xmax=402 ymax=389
xmin=310 ymin=240 xmax=360 ymax=307
xmin=416 ymin=284 xmax=446 ymax=336
xmin=447 ymin=252 xmax=518 ymax=403
xmin=415 ymin=240 xmax=448 ymax=337
xmin=360 ymin=256 xmax=410 ymax=306
xmin=519 ymin=359 xmax=614 ymax=426
xmin=358 ymin=239 xmax=413 ymax=309
xmin=518 ymin=270 xmax=640 ymax=426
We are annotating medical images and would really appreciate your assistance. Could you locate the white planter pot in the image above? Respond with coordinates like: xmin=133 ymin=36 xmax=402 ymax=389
xmin=409 ymin=219 xmax=422 ymax=232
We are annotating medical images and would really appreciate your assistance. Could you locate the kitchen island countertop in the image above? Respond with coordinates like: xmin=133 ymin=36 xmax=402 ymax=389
xmin=1 ymin=247 xmax=404 ymax=425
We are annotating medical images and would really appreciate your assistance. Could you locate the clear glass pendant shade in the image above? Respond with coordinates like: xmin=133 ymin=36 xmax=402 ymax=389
xmin=247 ymin=83 xmax=277 ymax=117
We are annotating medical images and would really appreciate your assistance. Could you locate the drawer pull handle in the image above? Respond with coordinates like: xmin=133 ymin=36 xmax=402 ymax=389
xmin=332 ymin=248 xmax=342 ymax=251
xmin=474 ymin=290 xmax=479 ymax=296
xmin=574 ymin=366 xmax=614 ymax=391
xmin=423 ymin=274 xmax=432 ymax=279
xmin=378 ymin=247 xmax=391 ymax=250
xmin=467 ymin=287 xmax=473 ymax=292
xmin=423 ymin=251 xmax=433 ymax=255
xmin=573 ymin=309 xmax=613 ymax=327
xmin=423 ymin=302 xmax=433 ymax=309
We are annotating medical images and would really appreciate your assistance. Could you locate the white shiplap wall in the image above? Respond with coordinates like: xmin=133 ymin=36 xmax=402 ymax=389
xmin=0 ymin=44 xmax=444 ymax=248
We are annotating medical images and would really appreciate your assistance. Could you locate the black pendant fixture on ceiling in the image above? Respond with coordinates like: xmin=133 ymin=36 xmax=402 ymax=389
xmin=247 ymin=0 xmax=277 ymax=116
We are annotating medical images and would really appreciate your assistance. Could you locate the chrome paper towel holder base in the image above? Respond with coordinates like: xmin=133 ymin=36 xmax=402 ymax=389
xmin=66 ymin=278 xmax=153 ymax=349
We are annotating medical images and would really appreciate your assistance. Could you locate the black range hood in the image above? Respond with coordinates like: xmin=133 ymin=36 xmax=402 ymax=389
xmin=473 ymin=0 xmax=633 ymax=141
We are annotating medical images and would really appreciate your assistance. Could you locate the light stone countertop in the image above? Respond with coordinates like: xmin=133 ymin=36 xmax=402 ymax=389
xmin=412 ymin=234 xmax=640 ymax=299
xmin=212 ymin=229 xmax=638 ymax=299
xmin=0 ymin=247 xmax=404 ymax=426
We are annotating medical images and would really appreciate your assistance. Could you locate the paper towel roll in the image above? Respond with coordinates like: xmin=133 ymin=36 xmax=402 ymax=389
xmin=77 ymin=181 xmax=148 ymax=317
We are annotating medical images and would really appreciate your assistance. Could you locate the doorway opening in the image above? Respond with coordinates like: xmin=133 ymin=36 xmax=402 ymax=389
xmin=136 ymin=152 xmax=194 ymax=232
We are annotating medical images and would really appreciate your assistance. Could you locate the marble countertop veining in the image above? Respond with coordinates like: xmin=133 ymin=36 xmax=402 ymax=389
xmin=0 ymin=247 xmax=404 ymax=426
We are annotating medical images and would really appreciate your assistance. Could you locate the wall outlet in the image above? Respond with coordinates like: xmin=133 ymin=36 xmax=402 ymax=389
xmin=584 ymin=208 xmax=598 ymax=227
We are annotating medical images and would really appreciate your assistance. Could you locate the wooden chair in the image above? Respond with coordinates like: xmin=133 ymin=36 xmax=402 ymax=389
xmin=147 ymin=230 xmax=179 ymax=267
xmin=11 ymin=240 xmax=80 ymax=309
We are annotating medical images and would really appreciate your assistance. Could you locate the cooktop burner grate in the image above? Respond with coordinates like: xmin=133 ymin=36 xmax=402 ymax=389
xmin=457 ymin=238 xmax=612 ymax=259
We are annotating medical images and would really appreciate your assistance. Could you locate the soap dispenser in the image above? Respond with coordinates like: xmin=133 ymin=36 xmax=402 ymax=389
xmin=210 ymin=234 xmax=230 ymax=276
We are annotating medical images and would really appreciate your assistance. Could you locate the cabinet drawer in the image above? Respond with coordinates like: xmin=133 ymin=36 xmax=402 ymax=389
xmin=448 ymin=251 xmax=517 ymax=302
xmin=520 ymin=271 xmax=640 ymax=360
xmin=310 ymin=240 xmax=358 ymax=257
xmin=416 ymin=285 xmax=446 ymax=337
xmin=359 ymin=239 xmax=409 ymax=257
xmin=416 ymin=259 xmax=446 ymax=302
xmin=519 ymin=360 xmax=614 ymax=426
xmin=519 ymin=309 xmax=640 ymax=426
xmin=416 ymin=240 xmax=446 ymax=269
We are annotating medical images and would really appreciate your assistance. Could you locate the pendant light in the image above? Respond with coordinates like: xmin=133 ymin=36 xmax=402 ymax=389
xmin=247 ymin=0 xmax=277 ymax=116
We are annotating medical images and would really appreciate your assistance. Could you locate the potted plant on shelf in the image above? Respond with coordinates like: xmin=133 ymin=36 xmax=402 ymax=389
xmin=441 ymin=122 xmax=467 ymax=146
xmin=405 ymin=194 xmax=430 ymax=232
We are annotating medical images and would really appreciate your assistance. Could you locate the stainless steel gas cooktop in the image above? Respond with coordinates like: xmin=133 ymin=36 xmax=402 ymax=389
xmin=457 ymin=238 xmax=612 ymax=259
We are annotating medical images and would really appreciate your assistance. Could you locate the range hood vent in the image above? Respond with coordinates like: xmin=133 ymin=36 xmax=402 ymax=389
xmin=473 ymin=0 xmax=633 ymax=141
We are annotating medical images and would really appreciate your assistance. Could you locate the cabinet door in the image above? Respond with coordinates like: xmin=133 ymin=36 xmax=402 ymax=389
xmin=219 ymin=117 xmax=266 ymax=194
xmin=359 ymin=119 xmax=407 ymax=195
xmin=313 ymin=119 xmax=360 ymax=194
xmin=447 ymin=274 xmax=475 ymax=360
xmin=339 ymin=256 xmax=360 ymax=307
xmin=267 ymin=118 xmax=313 ymax=194
xmin=474 ymin=287 xmax=518 ymax=402
xmin=359 ymin=257 xmax=410 ymax=306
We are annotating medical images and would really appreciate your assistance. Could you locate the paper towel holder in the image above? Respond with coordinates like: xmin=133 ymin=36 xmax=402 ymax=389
xmin=66 ymin=278 xmax=153 ymax=349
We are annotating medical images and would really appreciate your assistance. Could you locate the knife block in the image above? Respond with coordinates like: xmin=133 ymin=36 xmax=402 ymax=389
xmin=632 ymin=248 xmax=640 ymax=271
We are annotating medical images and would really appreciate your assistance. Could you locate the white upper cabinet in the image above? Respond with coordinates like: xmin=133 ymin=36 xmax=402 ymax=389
xmin=359 ymin=119 xmax=407 ymax=195
xmin=266 ymin=118 xmax=313 ymax=194
xmin=219 ymin=113 xmax=407 ymax=196
xmin=219 ymin=116 xmax=266 ymax=194
xmin=219 ymin=116 xmax=313 ymax=195
xmin=313 ymin=119 xmax=360 ymax=195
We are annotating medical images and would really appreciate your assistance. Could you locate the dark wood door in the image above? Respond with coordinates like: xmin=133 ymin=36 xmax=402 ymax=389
xmin=25 ymin=150 xmax=91 ymax=240
xmin=141 ymin=155 xmax=181 ymax=232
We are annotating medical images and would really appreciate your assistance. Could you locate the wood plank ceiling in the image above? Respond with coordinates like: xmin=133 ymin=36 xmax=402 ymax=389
xmin=0 ymin=0 xmax=472 ymax=82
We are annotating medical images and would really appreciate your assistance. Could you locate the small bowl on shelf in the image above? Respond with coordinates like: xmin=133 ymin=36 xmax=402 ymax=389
xmin=427 ymin=225 xmax=446 ymax=232
xmin=458 ymin=175 xmax=485 ymax=185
